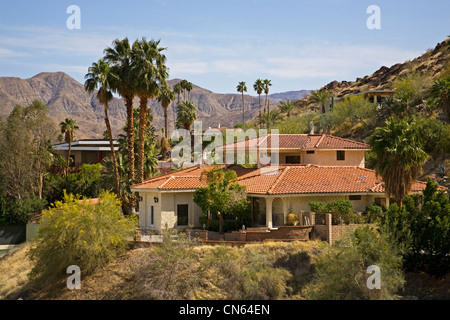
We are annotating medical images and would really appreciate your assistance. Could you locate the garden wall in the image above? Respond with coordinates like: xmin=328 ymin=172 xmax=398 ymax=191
xmin=312 ymin=213 xmax=376 ymax=244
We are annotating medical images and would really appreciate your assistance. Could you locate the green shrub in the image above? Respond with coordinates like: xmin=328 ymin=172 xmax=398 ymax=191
xmin=27 ymin=191 xmax=137 ymax=284
xmin=0 ymin=196 xmax=47 ymax=226
xmin=380 ymin=179 xmax=450 ymax=275
xmin=303 ymin=226 xmax=406 ymax=300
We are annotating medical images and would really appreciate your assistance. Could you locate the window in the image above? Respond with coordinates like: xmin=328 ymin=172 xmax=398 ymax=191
xmin=337 ymin=150 xmax=345 ymax=161
xmin=306 ymin=150 xmax=315 ymax=154
xmin=177 ymin=204 xmax=189 ymax=226
xmin=150 ymin=205 xmax=154 ymax=226
xmin=349 ymin=195 xmax=361 ymax=201
xmin=285 ymin=156 xmax=300 ymax=164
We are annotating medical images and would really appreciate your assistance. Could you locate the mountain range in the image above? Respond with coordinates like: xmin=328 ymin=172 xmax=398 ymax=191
xmin=0 ymin=73 xmax=311 ymax=138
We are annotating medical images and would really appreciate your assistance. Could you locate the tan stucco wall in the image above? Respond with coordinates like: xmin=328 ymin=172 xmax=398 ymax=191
xmin=301 ymin=150 xmax=365 ymax=167
xmin=138 ymin=191 xmax=203 ymax=232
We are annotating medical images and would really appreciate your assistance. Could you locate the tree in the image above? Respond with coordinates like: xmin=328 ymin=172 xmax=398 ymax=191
xmin=367 ymin=117 xmax=429 ymax=206
xmin=0 ymin=100 xmax=57 ymax=200
xmin=59 ymin=118 xmax=79 ymax=176
xmin=193 ymin=166 xmax=249 ymax=233
xmin=429 ymin=75 xmax=450 ymax=123
xmin=104 ymin=38 xmax=137 ymax=184
xmin=28 ymin=191 xmax=137 ymax=284
xmin=236 ymin=81 xmax=247 ymax=124
xmin=253 ymin=79 xmax=264 ymax=118
xmin=379 ymin=179 xmax=450 ymax=275
xmin=176 ymin=100 xmax=197 ymax=131
xmin=308 ymin=89 xmax=332 ymax=114
xmin=156 ymin=128 xmax=171 ymax=161
xmin=84 ymin=59 xmax=121 ymax=197
xmin=131 ymin=38 xmax=168 ymax=183
xmin=113 ymin=108 xmax=158 ymax=213
xmin=158 ymin=85 xmax=176 ymax=139
xmin=279 ymin=99 xmax=296 ymax=117
xmin=180 ymin=79 xmax=193 ymax=101
xmin=263 ymin=79 xmax=272 ymax=116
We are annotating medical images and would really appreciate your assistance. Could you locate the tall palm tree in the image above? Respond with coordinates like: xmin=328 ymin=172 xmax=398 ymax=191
xmin=429 ymin=76 xmax=450 ymax=123
xmin=308 ymin=89 xmax=332 ymax=113
xmin=367 ymin=117 xmax=429 ymax=206
xmin=180 ymin=79 xmax=193 ymax=101
xmin=158 ymin=85 xmax=176 ymax=139
xmin=131 ymin=38 xmax=168 ymax=183
xmin=279 ymin=99 xmax=296 ymax=117
xmin=173 ymin=82 xmax=183 ymax=103
xmin=173 ymin=82 xmax=183 ymax=129
xmin=59 ymin=118 xmax=79 ymax=176
xmin=84 ymin=59 xmax=121 ymax=197
xmin=176 ymin=100 xmax=197 ymax=131
xmin=236 ymin=81 xmax=247 ymax=124
xmin=104 ymin=38 xmax=136 ymax=184
xmin=253 ymin=79 xmax=264 ymax=118
xmin=263 ymin=79 xmax=272 ymax=116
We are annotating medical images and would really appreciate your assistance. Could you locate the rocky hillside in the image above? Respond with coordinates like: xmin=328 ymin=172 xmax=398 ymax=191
xmin=300 ymin=38 xmax=450 ymax=104
xmin=0 ymin=73 xmax=290 ymax=138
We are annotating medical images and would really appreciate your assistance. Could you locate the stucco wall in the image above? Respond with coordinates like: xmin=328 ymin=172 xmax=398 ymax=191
xmin=139 ymin=191 xmax=203 ymax=232
xmin=301 ymin=150 xmax=365 ymax=167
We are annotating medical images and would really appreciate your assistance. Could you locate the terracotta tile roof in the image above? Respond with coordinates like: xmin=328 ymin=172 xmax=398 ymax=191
xmin=130 ymin=164 xmax=254 ymax=191
xmin=217 ymin=134 xmax=369 ymax=151
xmin=131 ymin=164 xmax=445 ymax=196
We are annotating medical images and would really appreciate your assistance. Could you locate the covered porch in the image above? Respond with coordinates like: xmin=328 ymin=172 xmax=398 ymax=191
xmin=249 ymin=194 xmax=390 ymax=228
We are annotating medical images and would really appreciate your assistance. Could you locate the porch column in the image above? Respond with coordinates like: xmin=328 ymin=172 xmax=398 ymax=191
xmin=282 ymin=198 xmax=289 ymax=216
xmin=265 ymin=197 xmax=274 ymax=228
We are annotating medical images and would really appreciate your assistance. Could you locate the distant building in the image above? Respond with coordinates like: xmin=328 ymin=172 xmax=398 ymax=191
xmin=53 ymin=139 xmax=118 ymax=167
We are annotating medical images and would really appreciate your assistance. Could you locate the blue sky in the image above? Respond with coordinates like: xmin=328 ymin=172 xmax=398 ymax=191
xmin=0 ymin=0 xmax=449 ymax=94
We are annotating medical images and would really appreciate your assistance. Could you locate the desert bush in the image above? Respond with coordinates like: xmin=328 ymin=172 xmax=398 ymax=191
xmin=27 ymin=191 xmax=137 ymax=284
xmin=303 ymin=226 xmax=406 ymax=300
xmin=202 ymin=245 xmax=291 ymax=300
xmin=132 ymin=229 xmax=201 ymax=299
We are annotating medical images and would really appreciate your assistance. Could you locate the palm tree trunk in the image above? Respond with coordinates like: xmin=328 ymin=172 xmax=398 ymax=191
xmin=138 ymin=97 xmax=148 ymax=184
xmin=67 ymin=138 xmax=72 ymax=176
xmin=164 ymin=106 xmax=169 ymax=138
xmin=242 ymin=92 xmax=245 ymax=124
xmin=125 ymin=95 xmax=135 ymax=183
xmin=258 ymin=94 xmax=262 ymax=117
xmin=104 ymin=103 xmax=120 ymax=197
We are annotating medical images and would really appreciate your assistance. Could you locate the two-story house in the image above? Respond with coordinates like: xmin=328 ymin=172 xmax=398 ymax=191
xmin=131 ymin=133 xmax=431 ymax=232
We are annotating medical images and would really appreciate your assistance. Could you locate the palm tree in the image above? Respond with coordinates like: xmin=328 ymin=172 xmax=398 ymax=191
xmin=263 ymin=79 xmax=272 ymax=115
xmin=176 ymin=100 xmax=197 ymax=131
xmin=236 ymin=81 xmax=247 ymax=124
xmin=367 ymin=117 xmax=429 ymax=206
xmin=308 ymin=89 xmax=332 ymax=113
xmin=59 ymin=118 xmax=79 ymax=176
xmin=131 ymin=38 xmax=168 ymax=183
xmin=429 ymin=76 xmax=450 ymax=123
xmin=84 ymin=59 xmax=120 ymax=197
xmin=253 ymin=79 xmax=264 ymax=118
xmin=173 ymin=82 xmax=183 ymax=129
xmin=279 ymin=99 xmax=296 ymax=117
xmin=179 ymin=79 xmax=193 ymax=101
xmin=173 ymin=82 xmax=183 ymax=103
xmin=104 ymin=38 xmax=136 ymax=184
xmin=158 ymin=85 xmax=176 ymax=139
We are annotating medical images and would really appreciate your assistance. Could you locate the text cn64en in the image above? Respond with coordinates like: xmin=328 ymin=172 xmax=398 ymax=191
xmin=223 ymin=304 xmax=269 ymax=315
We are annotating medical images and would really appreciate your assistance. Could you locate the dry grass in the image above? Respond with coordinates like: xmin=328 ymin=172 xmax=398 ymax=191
xmin=1 ymin=240 xmax=323 ymax=300
xmin=0 ymin=242 xmax=34 ymax=299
